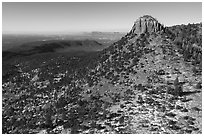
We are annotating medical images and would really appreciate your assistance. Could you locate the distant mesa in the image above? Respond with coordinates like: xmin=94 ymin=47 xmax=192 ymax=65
xmin=129 ymin=15 xmax=165 ymax=35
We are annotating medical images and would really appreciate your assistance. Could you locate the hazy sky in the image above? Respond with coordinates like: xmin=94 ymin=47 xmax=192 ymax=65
xmin=2 ymin=2 xmax=202 ymax=34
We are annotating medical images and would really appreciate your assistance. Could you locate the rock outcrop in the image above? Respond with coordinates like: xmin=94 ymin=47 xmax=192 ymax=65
xmin=129 ymin=15 xmax=165 ymax=35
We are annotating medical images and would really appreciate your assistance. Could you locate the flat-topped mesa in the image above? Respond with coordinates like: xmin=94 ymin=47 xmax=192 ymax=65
xmin=129 ymin=15 xmax=165 ymax=35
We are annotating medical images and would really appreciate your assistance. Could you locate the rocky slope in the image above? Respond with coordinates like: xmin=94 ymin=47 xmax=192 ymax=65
xmin=2 ymin=15 xmax=202 ymax=134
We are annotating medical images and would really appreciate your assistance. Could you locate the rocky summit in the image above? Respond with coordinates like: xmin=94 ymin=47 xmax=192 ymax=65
xmin=2 ymin=15 xmax=202 ymax=134
xmin=129 ymin=15 xmax=165 ymax=35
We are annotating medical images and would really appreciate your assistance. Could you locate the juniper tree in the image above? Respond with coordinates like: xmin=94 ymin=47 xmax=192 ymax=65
xmin=174 ymin=76 xmax=179 ymax=87
xmin=173 ymin=76 xmax=183 ymax=96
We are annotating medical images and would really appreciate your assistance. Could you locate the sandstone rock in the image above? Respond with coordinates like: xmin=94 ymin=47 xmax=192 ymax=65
xmin=129 ymin=15 xmax=165 ymax=35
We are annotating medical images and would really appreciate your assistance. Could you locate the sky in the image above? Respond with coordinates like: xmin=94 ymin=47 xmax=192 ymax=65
xmin=2 ymin=2 xmax=202 ymax=34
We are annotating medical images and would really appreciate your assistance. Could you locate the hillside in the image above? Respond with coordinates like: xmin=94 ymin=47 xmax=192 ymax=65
xmin=2 ymin=15 xmax=202 ymax=134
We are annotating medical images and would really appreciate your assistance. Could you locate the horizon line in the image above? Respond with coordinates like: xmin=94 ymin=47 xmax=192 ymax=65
xmin=3 ymin=21 xmax=202 ymax=35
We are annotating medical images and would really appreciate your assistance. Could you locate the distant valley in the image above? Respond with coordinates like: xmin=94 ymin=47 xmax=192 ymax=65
xmin=2 ymin=32 xmax=125 ymax=51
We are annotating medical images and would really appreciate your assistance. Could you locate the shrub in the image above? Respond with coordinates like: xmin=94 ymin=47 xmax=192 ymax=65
xmin=195 ymin=82 xmax=202 ymax=89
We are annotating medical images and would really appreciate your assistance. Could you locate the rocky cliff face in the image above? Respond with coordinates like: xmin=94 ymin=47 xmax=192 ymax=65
xmin=129 ymin=15 xmax=165 ymax=35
